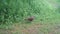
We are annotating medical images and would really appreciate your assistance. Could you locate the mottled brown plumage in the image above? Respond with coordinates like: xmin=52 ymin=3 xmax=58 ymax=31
xmin=28 ymin=17 xmax=34 ymax=21
xmin=25 ymin=16 xmax=34 ymax=21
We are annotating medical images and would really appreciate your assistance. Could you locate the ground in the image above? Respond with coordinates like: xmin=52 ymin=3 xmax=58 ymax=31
xmin=0 ymin=20 xmax=60 ymax=34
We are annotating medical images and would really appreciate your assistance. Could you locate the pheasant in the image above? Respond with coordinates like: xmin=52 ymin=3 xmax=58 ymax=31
xmin=25 ymin=16 xmax=34 ymax=21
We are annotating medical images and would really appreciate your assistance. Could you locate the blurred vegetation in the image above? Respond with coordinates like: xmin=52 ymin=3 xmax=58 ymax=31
xmin=0 ymin=0 xmax=60 ymax=34
xmin=0 ymin=0 xmax=60 ymax=24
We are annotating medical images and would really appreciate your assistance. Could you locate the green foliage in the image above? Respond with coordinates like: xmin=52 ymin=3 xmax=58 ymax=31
xmin=0 ymin=0 xmax=60 ymax=34
xmin=0 ymin=0 xmax=58 ymax=24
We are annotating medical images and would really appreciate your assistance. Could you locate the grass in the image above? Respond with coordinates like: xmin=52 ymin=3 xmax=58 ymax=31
xmin=0 ymin=0 xmax=60 ymax=34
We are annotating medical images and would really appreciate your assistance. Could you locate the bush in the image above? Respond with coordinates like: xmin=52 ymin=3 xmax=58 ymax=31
xmin=0 ymin=0 xmax=56 ymax=24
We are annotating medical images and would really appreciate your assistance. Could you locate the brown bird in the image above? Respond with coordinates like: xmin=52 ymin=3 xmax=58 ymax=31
xmin=25 ymin=16 xmax=34 ymax=21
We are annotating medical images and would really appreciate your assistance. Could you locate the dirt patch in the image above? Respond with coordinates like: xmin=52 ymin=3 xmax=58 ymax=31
xmin=49 ymin=24 xmax=60 ymax=34
xmin=0 ymin=22 xmax=60 ymax=34
xmin=9 ymin=23 xmax=43 ymax=34
xmin=21 ymin=24 xmax=42 ymax=34
xmin=0 ymin=29 xmax=12 ymax=34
